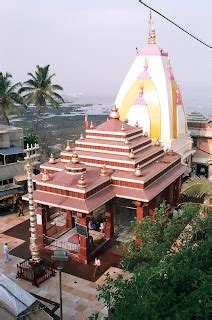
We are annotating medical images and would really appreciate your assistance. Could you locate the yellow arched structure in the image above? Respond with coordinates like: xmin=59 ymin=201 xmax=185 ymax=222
xmin=119 ymin=79 xmax=161 ymax=139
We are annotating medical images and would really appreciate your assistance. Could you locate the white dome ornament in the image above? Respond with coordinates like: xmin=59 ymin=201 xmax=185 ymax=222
xmin=41 ymin=169 xmax=51 ymax=181
xmin=65 ymin=140 xmax=72 ymax=152
xmin=134 ymin=165 xmax=142 ymax=177
xmin=100 ymin=164 xmax=108 ymax=176
xmin=80 ymin=133 xmax=85 ymax=140
xmin=77 ymin=174 xmax=87 ymax=188
xmin=49 ymin=153 xmax=56 ymax=164
xmin=109 ymin=105 xmax=120 ymax=119
xmin=72 ymin=152 xmax=80 ymax=164
xmin=129 ymin=149 xmax=135 ymax=159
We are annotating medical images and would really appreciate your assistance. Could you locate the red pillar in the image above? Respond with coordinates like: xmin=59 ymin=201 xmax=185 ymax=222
xmin=149 ymin=197 xmax=157 ymax=221
xmin=36 ymin=205 xmax=47 ymax=248
xmin=66 ymin=210 xmax=73 ymax=229
xmin=133 ymin=201 xmax=148 ymax=222
xmin=77 ymin=212 xmax=89 ymax=263
xmin=105 ymin=200 xmax=114 ymax=240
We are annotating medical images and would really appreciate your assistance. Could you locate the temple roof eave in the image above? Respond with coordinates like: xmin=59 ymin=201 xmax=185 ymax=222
xmin=25 ymin=163 xmax=187 ymax=213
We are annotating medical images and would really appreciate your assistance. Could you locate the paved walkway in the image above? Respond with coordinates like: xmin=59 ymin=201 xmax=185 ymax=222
xmin=0 ymin=212 xmax=129 ymax=319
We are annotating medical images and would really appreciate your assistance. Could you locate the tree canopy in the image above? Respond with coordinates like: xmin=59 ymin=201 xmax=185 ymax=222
xmin=96 ymin=203 xmax=211 ymax=319
xmin=19 ymin=65 xmax=64 ymax=129
xmin=0 ymin=72 xmax=25 ymax=125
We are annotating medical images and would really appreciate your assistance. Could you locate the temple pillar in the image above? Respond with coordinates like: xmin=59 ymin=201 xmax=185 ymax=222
xmin=77 ymin=212 xmax=89 ymax=263
xmin=66 ymin=210 xmax=73 ymax=229
xmin=133 ymin=201 xmax=148 ymax=222
xmin=105 ymin=200 xmax=114 ymax=240
xmin=173 ymin=178 xmax=181 ymax=208
xmin=165 ymin=185 xmax=172 ymax=206
xmin=36 ymin=205 xmax=47 ymax=248
xmin=149 ymin=197 xmax=157 ymax=221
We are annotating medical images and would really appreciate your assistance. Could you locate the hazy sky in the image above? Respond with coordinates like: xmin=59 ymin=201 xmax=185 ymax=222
xmin=0 ymin=0 xmax=211 ymax=109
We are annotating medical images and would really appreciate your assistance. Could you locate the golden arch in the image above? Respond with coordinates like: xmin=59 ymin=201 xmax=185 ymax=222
xmin=119 ymin=79 xmax=161 ymax=139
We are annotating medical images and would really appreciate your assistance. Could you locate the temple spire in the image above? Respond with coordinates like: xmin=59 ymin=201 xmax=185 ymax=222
xmin=148 ymin=10 xmax=156 ymax=44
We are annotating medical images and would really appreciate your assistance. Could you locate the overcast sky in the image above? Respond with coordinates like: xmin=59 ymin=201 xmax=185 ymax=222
xmin=0 ymin=0 xmax=211 ymax=109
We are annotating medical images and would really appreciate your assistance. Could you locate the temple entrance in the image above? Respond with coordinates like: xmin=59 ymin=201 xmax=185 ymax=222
xmin=113 ymin=198 xmax=136 ymax=242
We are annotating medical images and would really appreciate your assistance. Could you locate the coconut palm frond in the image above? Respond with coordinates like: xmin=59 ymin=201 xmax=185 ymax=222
xmin=0 ymin=72 xmax=25 ymax=124
xmin=181 ymin=176 xmax=212 ymax=198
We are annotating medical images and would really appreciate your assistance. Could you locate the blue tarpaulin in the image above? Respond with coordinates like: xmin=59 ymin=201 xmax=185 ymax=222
xmin=0 ymin=146 xmax=24 ymax=156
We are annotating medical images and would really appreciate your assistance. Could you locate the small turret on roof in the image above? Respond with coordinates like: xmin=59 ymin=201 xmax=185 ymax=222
xmin=109 ymin=105 xmax=120 ymax=119
xmin=49 ymin=153 xmax=56 ymax=164
xmin=65 ymin=140 xmax=72 ymax=152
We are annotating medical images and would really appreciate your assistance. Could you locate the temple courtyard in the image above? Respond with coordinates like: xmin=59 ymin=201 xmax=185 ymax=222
xmin=0 ymin=210 xmax=131 ymax=319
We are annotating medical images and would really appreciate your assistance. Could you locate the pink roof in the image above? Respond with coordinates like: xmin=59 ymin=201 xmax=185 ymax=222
xmin=112 ymin=153 xmax=181 ymax=184
xmin=40 ymin=160 xmax=66 ymax=170
xmin=34 ymin=166 xmax=110 ymax=190
xmin=138 ymin=44 xmax=168 ymax=56
xmin=77 ymin=145 xmax=163 ymax=164
xmin=76 ymin=136 xmax=150 ymax=149
xmin=95 ymin=118 xmax=134 ymax=132
xmin=24 ymin=163 xmax=187 ymax=212
xmin=114 ymin=163 xmax=187 ymax=202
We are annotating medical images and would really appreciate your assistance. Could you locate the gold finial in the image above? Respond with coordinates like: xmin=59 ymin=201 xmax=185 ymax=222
xmin=134 ymin=165 xmax=142 ymax=177
xmin=49 ymin=153 xmax=56 ymax=164
xmin=41 ymin=169 xmax=51 ymax=181
xmin=72 ymin=152 xmax=79 ymax=164
xmin=65 ymin=140 xmax=72 ymax=152
xmin=90 ymin=121 xmax=94 ymax=129
xmin=155 ymin=139 xmax=160 ymax=146
xmin=129 ymin=149 xmax=135 ymax=159
xmin=110 ymin=105 xmax=120 ymax=119
xmin=100 ymin=164 xmax=108 ymax=176
xmin=148 ymin=10 xmax=156 ymax=44
xmin=124 ymin=138 xmax=129 ymax=145
xmin=80 ymin=133 xmax=84 ymax=140
xmin=77 ymin=174 xmax=86 ymax=188
xmin=135 ymin=121 xmax=139 ymax=127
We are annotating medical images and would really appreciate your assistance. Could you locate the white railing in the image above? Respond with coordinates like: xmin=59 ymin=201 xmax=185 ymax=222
xmin=45 ymin=235 xmax=79 ymax=253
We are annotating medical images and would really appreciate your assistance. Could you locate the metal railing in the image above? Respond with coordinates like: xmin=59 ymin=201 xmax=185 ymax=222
xmin=45 ymin=235 xmax=80 ymax=253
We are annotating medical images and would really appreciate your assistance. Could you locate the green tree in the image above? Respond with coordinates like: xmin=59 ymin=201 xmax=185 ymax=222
xmin=0 ymin=72 xmax=25 ymax=125
xmin=97 ymin=215 xmax=211 ymax=320
xmin=19 ymin=65 xmax=64 ymax=129
xmin=121 ymin=202 xmax=199 ymax=271
xmin=181 ymin=176 xmax=212 ymax=214
xmin=24 ymin=133 xmax=38 ymax=148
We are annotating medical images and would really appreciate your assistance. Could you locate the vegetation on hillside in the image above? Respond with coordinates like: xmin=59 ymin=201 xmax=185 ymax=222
xmin=95 ymin=203 xmax=211 ymax=319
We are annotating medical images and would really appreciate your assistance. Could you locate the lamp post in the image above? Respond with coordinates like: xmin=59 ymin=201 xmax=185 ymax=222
xmin=24 ymin=143 xmax=40 ymax=261
xmin=51 ymin=248 xmax=68 ymax=320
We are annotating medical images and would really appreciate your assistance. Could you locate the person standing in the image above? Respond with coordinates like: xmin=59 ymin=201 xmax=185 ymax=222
xmin=18 ymin=200 xmax=24 ymax=216
xmin=93 ymin=256 xmax=101 ymax=277
xmin=3 ymin=243 xmax=10 ymax=263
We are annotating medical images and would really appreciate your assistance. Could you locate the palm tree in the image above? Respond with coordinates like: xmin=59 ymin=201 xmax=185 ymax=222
xmin=19 ymin=65 xmax=64 ymax=129
xmin=181 ymin=175 xmax=212 ymax=214
xmin=0 ymin=72 xmax=25 ymax=125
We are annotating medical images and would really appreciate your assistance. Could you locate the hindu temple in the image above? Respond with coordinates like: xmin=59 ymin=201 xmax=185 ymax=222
xmin=23 ymin=19 xmax=192 ymax=264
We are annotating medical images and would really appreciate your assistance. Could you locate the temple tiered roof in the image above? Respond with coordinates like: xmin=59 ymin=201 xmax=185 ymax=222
xmin=27 ymin=106 xmax=187 ymax=213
